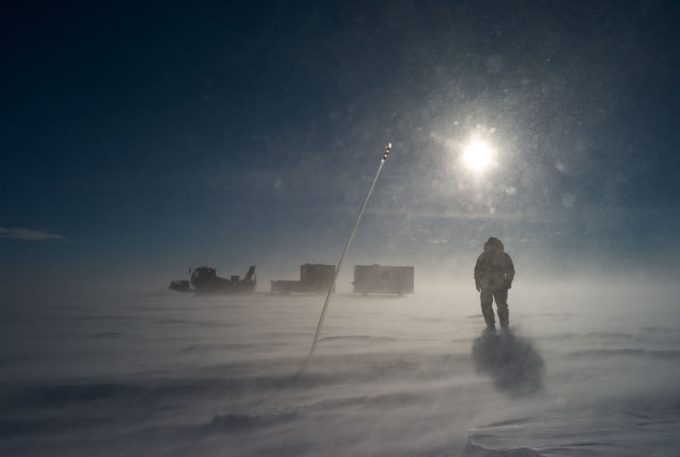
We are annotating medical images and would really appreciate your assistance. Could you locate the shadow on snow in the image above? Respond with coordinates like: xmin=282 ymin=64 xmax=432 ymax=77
xmin=472 ymin=329 xmax=545 ymax=396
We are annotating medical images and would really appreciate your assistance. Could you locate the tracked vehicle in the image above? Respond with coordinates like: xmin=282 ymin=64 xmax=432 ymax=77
xmin=169 ymin=265 xmax=256 ymax=294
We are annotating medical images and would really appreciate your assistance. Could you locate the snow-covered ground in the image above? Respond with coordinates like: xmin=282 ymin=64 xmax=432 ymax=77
xmin=1 ymin=281 xmax=679 ymax=456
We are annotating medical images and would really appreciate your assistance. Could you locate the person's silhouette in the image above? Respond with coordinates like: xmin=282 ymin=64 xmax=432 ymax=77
xmin=474 ymin=237 xmax=515 ymax=329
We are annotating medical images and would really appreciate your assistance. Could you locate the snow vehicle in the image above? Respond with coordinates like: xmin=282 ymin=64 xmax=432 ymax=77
xmin=168 ymin=279 xmax=192 ymax=293
xmin=168 ymin=265 xmax=256 ymax=294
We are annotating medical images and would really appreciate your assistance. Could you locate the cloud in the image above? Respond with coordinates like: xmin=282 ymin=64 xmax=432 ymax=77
xmin=0 ymin=227 xmax=66 ymax=241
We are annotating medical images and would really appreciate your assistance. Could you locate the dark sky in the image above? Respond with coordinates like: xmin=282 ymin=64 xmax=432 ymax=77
xmin=2 ymin=1 xmax=680 ymax=291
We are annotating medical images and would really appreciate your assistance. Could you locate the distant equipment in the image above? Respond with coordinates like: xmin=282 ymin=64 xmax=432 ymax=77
xmin=271 ymin=264 xmax=336 ymax=294
xmin=169 ymin=279 xmax=192 ymax=293
xmin=169 ymin=265 xmax=256 ymax=294
xmin=353 ymin=264 xmax=414 ymax=294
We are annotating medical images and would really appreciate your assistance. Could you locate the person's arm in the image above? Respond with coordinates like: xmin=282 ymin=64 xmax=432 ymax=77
xmin=504 ymin=254 xmax=515 ymax=288
xmin=474 ymin=255 xmax=484 ymax=291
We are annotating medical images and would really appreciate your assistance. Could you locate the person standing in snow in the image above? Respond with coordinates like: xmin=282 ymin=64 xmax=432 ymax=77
xmin=474 ymin=237 xmax=515 ymax=329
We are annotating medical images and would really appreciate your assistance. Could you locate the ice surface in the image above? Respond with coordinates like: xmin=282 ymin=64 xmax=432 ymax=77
xmin=1 ymin=283 xmax=679 ymax=456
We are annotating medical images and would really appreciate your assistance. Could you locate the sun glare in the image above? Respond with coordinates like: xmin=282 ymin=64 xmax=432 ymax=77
xmin=462 ymin=141 xmax=492 ymax=171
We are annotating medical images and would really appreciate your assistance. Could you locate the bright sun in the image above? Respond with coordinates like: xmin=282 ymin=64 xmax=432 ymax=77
xmin=462 ymin=141 xmax=492 ymax=171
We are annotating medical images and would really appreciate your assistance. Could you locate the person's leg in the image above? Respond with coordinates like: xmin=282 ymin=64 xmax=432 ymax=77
xmin=494 ymin=288 xmax=509 ymax=328
xmin=480 ymin=288 xmax=495 ymax=328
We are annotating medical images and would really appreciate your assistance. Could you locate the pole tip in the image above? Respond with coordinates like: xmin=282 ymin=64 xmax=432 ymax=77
xmin=383 ymin=143 xmax=391 ymax=160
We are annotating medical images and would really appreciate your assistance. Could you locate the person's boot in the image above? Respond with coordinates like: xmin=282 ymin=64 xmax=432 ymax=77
xmin=498 ymin=307 xmax=509 ymax=329
xmin=482 ymin=306 xmax=495 ymax=329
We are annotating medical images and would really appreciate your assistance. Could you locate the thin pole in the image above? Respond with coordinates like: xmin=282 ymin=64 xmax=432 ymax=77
xmin=305 ymin=143 xmax=392 ymax=369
